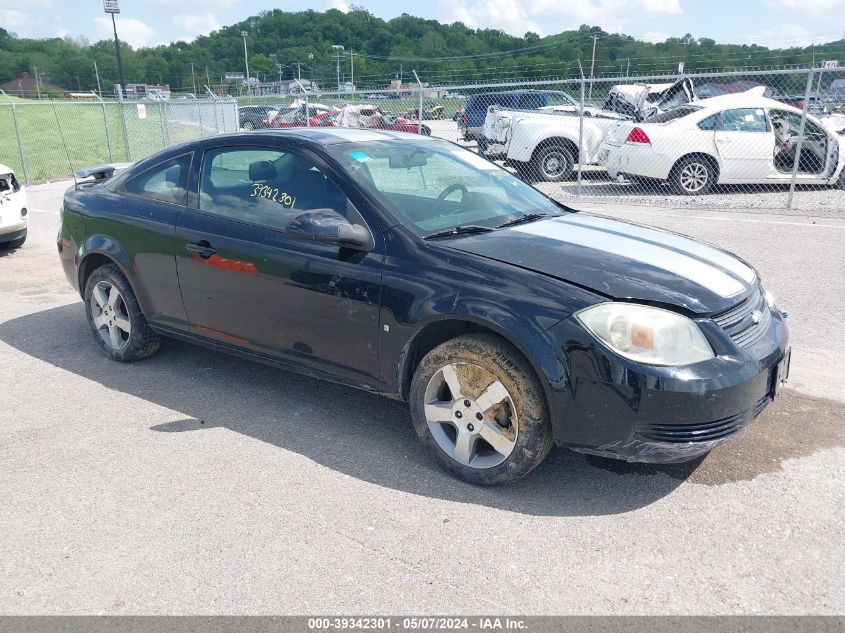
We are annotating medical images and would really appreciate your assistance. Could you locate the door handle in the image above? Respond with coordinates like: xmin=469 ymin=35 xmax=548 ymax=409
xmin=185 ymin=240 xmax=217 ymax=259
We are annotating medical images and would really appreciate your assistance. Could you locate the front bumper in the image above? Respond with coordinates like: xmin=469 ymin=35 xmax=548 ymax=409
xmin=544 ymin=304 xmax=789 ymax=463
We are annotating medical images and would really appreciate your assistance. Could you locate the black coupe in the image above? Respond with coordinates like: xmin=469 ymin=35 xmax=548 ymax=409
xmin=58 ymin=129 xmax=790 ymax=484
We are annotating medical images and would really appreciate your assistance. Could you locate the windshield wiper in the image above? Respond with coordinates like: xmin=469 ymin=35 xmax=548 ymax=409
xmin=495 ymin=213 xmax=551 ymax=229
xmin=422 ymin=225 xmax=495 ymax=240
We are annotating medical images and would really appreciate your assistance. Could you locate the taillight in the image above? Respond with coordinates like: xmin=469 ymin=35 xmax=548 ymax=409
xmin=796 ymin=102 xmax=804 ymax=110
xmin=625 ymin=127 xmax=651 ymax=145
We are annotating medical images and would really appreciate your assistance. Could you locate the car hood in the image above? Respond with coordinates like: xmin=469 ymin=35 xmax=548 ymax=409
xmin=445 ymin=213 xmax=757 ymax=315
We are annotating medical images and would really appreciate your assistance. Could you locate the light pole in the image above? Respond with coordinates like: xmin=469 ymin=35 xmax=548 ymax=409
xmin=241 ymin=30 xmax=250 ymax=95
xmin=588 ymin=34 xmax=597 ymax=100
xmin=331 ymin=44 xmax=344 ymax=91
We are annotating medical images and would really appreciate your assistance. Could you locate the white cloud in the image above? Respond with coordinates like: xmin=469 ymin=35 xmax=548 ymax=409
xmin=329 ymin=0 xmax=352 ymax=13
xmin=746 ymin=23 xmax=836 ymax=47
xmin=93 ymin=16 xmax=156 ymax=48
xmin=172 ymin=12 xmax=221 ymax=41
xmin=643 ymin=31 xmax=668 ymax=43
xmin=0 ymin=8 xmax=27 ymax=31
xmin=439 ymin=0 xmax=680 ymax=37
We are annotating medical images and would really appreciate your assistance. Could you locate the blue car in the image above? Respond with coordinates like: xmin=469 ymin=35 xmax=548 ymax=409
xmin=461 ymin=89 xmax=577 ymax=141
xmin=58 ymin=129 xmax=789 ymax=485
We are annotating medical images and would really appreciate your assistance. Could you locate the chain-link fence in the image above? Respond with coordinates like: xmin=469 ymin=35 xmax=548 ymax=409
xmin=1 ymin=67 xmax=843 ymax=213
xmin=255 ymin=67 xmax=844 ymax=213
xmin=0 ymin=92 xmax=237 ymax=183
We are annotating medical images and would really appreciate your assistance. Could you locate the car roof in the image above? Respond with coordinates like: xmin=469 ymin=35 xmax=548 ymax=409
xmin=694 ymin=88 xmax=803 ymax=115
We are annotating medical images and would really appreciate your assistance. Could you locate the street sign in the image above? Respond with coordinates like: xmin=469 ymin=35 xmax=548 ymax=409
xmin=822 ymin=60 xmax=839 ymax=69
xmin=103 ymin=0 xmax=120 ymax=13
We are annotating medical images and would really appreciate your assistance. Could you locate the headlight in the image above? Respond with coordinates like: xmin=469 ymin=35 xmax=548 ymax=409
xmin=576 ymin=303 xmax=714 ymax=366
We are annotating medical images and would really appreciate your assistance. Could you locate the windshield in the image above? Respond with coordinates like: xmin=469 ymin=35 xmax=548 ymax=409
xmin=326 ymin=140 xmax=565 ymax=236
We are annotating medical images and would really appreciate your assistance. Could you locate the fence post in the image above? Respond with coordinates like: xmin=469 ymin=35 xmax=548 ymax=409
xmin=96 ymin=91 xmax=114 ymax=162
xmin=786 ymin=69 xmax=815 ymax=210
xmin=1 ymin=89 xmax=29 ymax=185
xmin=412 ymin=70 xmax=424 ymax=135
xmin=577 ymin=62 xmax=586 ymax=196
xmin=197 ymin=100 xmax=204 ymax=136
xmin=294 ymin=79 xmax=310 ymax=126
xmin=119 ymin=100 xmax=132 ymax=162
xmin=158 ymin=102 xmax=168 ymax=149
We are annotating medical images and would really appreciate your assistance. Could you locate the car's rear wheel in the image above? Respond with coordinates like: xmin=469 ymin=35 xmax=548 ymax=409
xmin=531 ymin=145 xmax=575 ymax=182
xmin=671 ymin=156 xmax=716 ymax=195
xmin=409 ymin=334 xmax=553 ymax=485
xmin=242 ymin=121 xmax=255 ymax=130
xmin=0 ymin=229 xmax=26 ymax=250
xmin=835 ymin=168 xmax=845 ymax=190
xmin=84 ymin=264 xmax=160 ymax=362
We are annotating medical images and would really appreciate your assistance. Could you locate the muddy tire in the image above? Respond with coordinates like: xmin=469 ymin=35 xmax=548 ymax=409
xmin=84 ymin=264 xmax=160 ymax=362
xmin=409 ymin=333 xmax=553 ymax=485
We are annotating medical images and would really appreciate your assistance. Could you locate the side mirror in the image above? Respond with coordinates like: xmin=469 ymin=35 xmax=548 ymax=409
xmin=286 ymin=209 xmax=374 ymax=251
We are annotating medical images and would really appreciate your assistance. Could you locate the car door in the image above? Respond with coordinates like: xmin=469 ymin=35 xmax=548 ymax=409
xmin=713 ymin=107 xmax=776 ymax=181
xmin=174 ymin=141 xmax=383 ymax=386
xmin=107 ymin=152 xmax=193 ymax=332
xmin=769 ymin=108 xmax=837 ymax=180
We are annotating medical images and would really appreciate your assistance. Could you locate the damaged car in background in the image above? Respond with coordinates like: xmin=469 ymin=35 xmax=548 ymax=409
xmin=58 ymin=128 xmax=790 ymax=485
xmin=0 ymin=163 xmax=27 ymax=250
xmin=598 ymin=87 xmax=845 ymax=194
xmin=480 ymin=78 xmax=696 ymax=181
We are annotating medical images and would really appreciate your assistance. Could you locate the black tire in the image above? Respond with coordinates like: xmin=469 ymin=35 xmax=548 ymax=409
xmin=670 ymin=155 xmax=716 ymax=195
xmin=0 ymin=229 xmax=26 ymax=250
xmin=421 ymin=125 xmax=431 ymax=136
xmin=242 ymin=121 xmax=255 ymax=130
xmin=836 ymin=168 xmax=845 ymax=190
xmin=531 ymin=145 xmax=575 ymax=182
xmin=83 ymin=264 xmax=160 ymax=362
xmin=409 ymin=334 xmax=553 ymax=485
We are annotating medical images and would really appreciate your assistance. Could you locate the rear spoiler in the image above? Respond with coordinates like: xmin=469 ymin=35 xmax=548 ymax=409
xmin=74 ymin=162 xmax=133 ymax=183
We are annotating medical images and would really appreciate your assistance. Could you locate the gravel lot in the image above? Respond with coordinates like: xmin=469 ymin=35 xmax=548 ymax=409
xmin=0 ymin=180 xmax=842 ymax=615
xmin=426 ymin=120 xmax=845 ymax=216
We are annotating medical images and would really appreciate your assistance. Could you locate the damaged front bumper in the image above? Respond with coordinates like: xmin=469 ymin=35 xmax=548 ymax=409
xmin=544 ymin=306 xmax=790 ymax=463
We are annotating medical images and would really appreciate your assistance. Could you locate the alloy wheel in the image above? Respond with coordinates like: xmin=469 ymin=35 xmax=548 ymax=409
xmin=542 ymin=151 xmax=566 ymax=178
xmin=679 ymin=162 xmax=709 ymax=193
xmin=423 ymin=362 xmax=518 ymax=469
xmin=90 ymin=280 xmax=131 ymax=351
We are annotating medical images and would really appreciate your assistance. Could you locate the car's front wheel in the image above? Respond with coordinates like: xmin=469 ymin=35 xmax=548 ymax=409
xmin=242 ymin=121 xmax=255 ymax=130
xmin=84 ymin=264 xmax=160 ymax=362
xmin=410 ymin=334 xmax=553 ymax=485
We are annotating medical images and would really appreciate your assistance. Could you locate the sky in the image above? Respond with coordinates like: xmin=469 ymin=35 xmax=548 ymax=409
xmin=1 ymin=0 xmax=844 ymax=50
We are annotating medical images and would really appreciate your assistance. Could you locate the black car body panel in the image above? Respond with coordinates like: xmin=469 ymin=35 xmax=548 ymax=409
xmin=59 ymin=129 xmax=789 ymax=464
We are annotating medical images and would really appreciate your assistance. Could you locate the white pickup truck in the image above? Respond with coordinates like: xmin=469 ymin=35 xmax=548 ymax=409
xmin=481 ymin=79 xmax=696 ymax=182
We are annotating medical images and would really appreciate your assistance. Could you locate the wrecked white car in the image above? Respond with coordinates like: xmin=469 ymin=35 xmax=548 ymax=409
xmin=0 ymin=163 xmax=27 ymax=250
xmin=480 ymin=78 xmax=697 ymax=182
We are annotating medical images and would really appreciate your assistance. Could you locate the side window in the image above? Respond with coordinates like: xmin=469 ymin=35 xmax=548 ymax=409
xmin=122 ymin=154 xmax=191 ymax=205
xmin=198 ymin=146 xmax=348 ymax=231
xmin=516 ymin=93 xmax=545 ymax=110
xmin=698 ymin=113 xmax=718 ymax=130
xmin=717 ymin=108 xmax=769 ymax=132
xmin=546 ymin=92 xmax=575 ymax=107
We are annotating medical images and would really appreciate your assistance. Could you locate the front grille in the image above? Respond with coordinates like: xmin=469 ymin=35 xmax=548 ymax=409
xmin=714 ymin=288 xmax=771 ymax=349
xmin=636 ymin=412 xmax=745 ymax=443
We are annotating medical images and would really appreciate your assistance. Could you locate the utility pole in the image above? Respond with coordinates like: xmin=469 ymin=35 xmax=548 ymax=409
xmin=111 ymin=12 xmax=126 ymax=97
xmin=205 ymin=66 xmax=211 ymax=86
xmin=626 ymin=58 xmax=630 ymax=78
xmin=588 ymin=34 xmax=597 ymax=100
xmin=350 ymin=50 xmax=354 ymax=91
xmin=297 ymin=61 xmax=301 ymax=80
xmin=33 ymin=67 xmax=41 ymax=99
xmin=331 ymin=45 xmax=344 ymax=91
xmin=94 ymin=61 xmax=102 ymax=97
xmin=241 ymin=31 xmax=250 ymax=95
xmin=190 ymin=62 xmax=197 ymax=95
